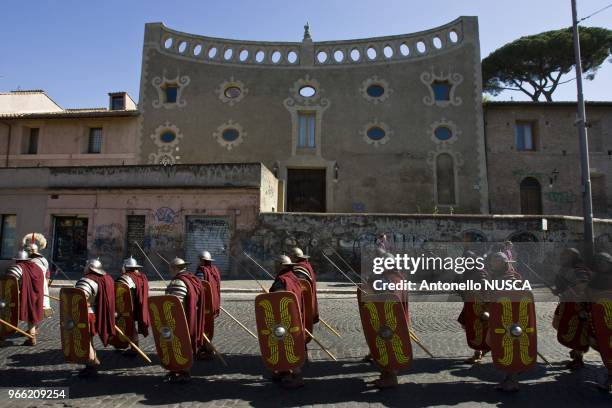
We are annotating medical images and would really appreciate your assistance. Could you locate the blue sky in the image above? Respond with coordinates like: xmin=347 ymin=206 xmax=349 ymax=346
xmin=2 ymin=0 xmax=611 ymax=108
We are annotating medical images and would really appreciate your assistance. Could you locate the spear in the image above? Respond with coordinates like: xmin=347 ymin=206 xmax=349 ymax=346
xmin=202 ymin=332 xmax=228 ymax=367
xmin=0 ymin=318 xmax=34 ymax=339
xmin=114 ymin=325 xmax=152 ymax=363
xmin=323 ymin=247 xmax=362 ymax=282
xmin=242 ymin=252 xmax=343 ymax=338
xmin=132 ymin=241 xmax=168 ymax=283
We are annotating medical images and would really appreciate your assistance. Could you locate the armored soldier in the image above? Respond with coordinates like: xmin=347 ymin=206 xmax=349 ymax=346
xmin=269 ymin=255 xmax=306 ymax=389
xmin=23 ymin=233 xmax=52 ymax=319
xmin=290 ymin=247 xmax=319 ymax=326
xmin=74 ymin=259 xmax=116 ymax=378
xmin=115 ymin=256 xmax=150 ymax=356
xmin=4 ymin=250 xmax=45 ymax=345
xmin=551 ymin=248 xmax=592 ymax=370
xmin=455 ymin=250 xmax=490 ymax=364
xmin=587 ymin=252 xmax=612 ymax=392
xmin=164 ymin=258 xmax=206 ymax=383
xmin=194 ymin=250 xmax=221 ymax=360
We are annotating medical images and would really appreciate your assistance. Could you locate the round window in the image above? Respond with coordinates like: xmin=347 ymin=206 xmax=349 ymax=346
xmin=366 ymin=84 xmax=385 ymax=98
xmin=299 ymin=86 xmax=316 ymax=98
xmin=367 ymin=126 xmax=386 ymax=141
xmin=160 ymin=131 xmax=176 ymax=143
xmin=222 ymin=128 xmax=240 ymax=142
xmin=224 ymin=86 xmax=242 ymax=99
xmin=434 ymin=126 xmax=453 ymax=141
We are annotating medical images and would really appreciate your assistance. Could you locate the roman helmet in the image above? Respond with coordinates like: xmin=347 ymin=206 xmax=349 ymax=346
xmin=85 ymin=258 xmax=105 ymax=275
xmin=22 ymin=233 xmax=47 ymax=256
xmin=123 ymin=256 xmax=143 ymax=270
xmin=12 ymin=249 xmax=29 ymax=261
xmin=290 ymin=247 xmax=310 ymax=260
xmin=278 ymin=254 xmax=296 ymax=266
xmin=198 ymin=250 xmax=214 ymax=262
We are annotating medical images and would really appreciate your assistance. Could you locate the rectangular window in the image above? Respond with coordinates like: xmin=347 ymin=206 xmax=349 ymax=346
xmin=0 ymin=215 xmax=17 ymax=259
xmin=432 ymin=81 xmax=450 ymax=101
xmin=298 ymin=112 xmax=316 ymax=148
xmin=126 ymin=215 xmax=145 ymax=257
xmin=515 ymin=122 xmax=536 ymax=151
xmin=165 ymin=85 xmax=178 ymax=104
xmin=111 ymin=95 xmax=125 ymax=110
xmin=24 ymin=128 xmax=39 ymax=154
xmin=88 ymin=128 xmax=102 ymax=154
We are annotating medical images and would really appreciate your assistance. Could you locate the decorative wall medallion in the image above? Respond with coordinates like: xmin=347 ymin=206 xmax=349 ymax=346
xmin=359 ymin=76 xmax=392 ymax=104
xmin=289 ymin=75 xmax=323 ymax=105
xmin=152 ymin=72 xmax=191 ymax=109
xmin=215 ymin=77 xmax=248 ymax=106
xmin=213 ymin=120 xmax=246 ymax=150
xmin=429 ymin=119 xmax=460 ymax=145
xmin=361 ymin=119 xmax=393 ymax=147
xmin=148 ymin=122 xmax=183 ymax=164
xmin=420 ymin=69 xmax=463 ymax=107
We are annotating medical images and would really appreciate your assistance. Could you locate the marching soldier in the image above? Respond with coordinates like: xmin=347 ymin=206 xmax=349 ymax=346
xmin=164 ymin=258 xmax=206 ymax=383
xmin=75 ymin=259 xmax=116 ymax=378
xmin=4 ymin=250 xmax=45 ymax=345
xmin=115 ymin=256 xmax=150 ymax=356
xmin=551 ymin=248 xmax=592 ymax=370
xmin=195 ymin=250 xmax=221 ymax=360
xmin=587 ymin=252 xmax=612 ymax=392
xmin=23 ymin=233 xmax=52 ymax=319
xmin=485 ymin=252 xmax=533 ymax=392
xmin=269 ymin=254 xmax=306 ymax=389
xmin=455 ymin=250 xmax=490 ymax=364
xmin=290 ymin=247 xmax=319 ymax=326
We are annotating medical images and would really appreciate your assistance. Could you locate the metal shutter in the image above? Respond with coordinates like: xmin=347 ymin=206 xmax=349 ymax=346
xmin=184 ymin=216 xmax=230 ymax=274
xmin=126 ymin=215 xmax=145 ymax=258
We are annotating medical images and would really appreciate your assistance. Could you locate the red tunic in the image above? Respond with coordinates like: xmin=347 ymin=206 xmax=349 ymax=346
xmin=125 ymin=271 xmax=150 ymax=336
xmin=296 ymin=260 xmax=319 ymax=323
xmin=197 ymin=264 xmax=221 ymax=317
xmin=17 ymin=261 xmax=44 ymax=325
xmin=85 ymin=273 xmax=116 ymax=346
xmin=270 ymin=267 xmax=306 ymax=328
xmin=175 ymin=272 xmax=206 ymax=353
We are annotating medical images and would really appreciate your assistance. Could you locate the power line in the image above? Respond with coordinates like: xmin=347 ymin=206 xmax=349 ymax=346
xmin=579 ymin=2 xmax=612 ymax=22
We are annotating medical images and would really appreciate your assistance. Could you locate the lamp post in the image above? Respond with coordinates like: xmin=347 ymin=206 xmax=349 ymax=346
xmin=571 ymin=0 xmax=594 ymax=261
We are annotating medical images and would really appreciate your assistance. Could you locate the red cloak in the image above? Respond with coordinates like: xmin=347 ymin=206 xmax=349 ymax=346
xmin=125 ymin=271 xmax=150 ymax=336
xmin=18 ymin=261 xmax=44 ymax=324
xmin=271 ymin=267 xmax=306 ymax=328
xmin=175 ymin=272 xmax=206 ymax=353
xmin=296 ymin=260 xmax=319 ymax=323
xmin=197 ymin=264 xmax=221 ymax=317
xmin=85 ymin=273 xmax=116 ymax=346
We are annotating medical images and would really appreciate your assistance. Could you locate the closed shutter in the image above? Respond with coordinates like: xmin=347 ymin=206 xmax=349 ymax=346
xmin=185 ymin=216 xmax=230 ymax=274
xmin=126 ymin=215 xmax=146 ymax=258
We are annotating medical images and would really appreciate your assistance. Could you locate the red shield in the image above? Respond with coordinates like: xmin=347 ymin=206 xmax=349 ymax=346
xmin=148 ymin=295 xmax=193 ymax=372
xmin=463 ymin=301 xmax=491 ymax=351
xmin=0 ymin=276 xmax=19 ymax=338
xmin=358 ymin=290 xmax=413 ymax=371
xmin=59 ymin=288 xmax=91 ymax=363
xmin=488 ymin=291 xmax=537 ymax=373
xmin=255 ymin=291 xmax=305 ymax=372
xmin=298 ymin=279 xmax=314 ymax=343
xmin=555 ymin=302 xmax=590 ymax=352
xmin=590 ymin=291 xmax=612 ymax=370
xmin=200 ymin=280 xmax=215 ymax=341
xmin=110 ymin=282 xmax=135 ymax=349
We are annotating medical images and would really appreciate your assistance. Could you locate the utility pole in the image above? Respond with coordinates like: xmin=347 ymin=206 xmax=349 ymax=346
xmin=571 ymin=0 xmax=594 ymax=261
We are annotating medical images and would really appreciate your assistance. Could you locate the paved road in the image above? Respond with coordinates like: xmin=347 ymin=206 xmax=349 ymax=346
xmin=0 ymin=288 xmax=610 ymax=407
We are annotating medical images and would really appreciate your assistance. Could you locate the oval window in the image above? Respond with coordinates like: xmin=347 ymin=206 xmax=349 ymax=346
xmin=366 ymin=84 xmax=385 ymax=98
xmin=299 ymin=86 xmax=316 ymax=98
xmin=224 ymin=86 xmax=242 ymax=99
xmin=160 ymin=131 xmax=176 ymax=143
xmin=367 ymin=126 xmax=386 ymax=141
xmin=434 ymin=126 xmax=453 ymax=141
xmin=222 ymin=128 xmax=240 ymax=142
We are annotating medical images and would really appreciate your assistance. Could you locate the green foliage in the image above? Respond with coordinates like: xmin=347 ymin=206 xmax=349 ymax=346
xmin=482 ymin=27 xmax=612 ymax=101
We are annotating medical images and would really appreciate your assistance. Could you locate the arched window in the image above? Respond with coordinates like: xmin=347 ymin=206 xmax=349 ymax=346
xmin=520 ymin=177 xmax=542 ymax=214
xmin=436 ymin=153 xmax=455 ymax=205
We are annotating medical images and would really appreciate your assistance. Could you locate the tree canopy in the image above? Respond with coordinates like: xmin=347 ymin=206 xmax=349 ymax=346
xmin=482 ymin=27 xmax=612 ymax=101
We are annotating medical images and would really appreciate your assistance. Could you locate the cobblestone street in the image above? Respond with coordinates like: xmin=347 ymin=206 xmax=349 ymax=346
xmin=0 ymin=286 xmax=611 ymax=407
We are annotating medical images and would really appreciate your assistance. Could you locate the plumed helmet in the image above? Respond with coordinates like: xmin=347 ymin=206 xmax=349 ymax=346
xmin=198 ymin=250 xmax=214 ymax=261
xmin=290 ymin=247 xmax=310 ymax=259
xmin=278 ymin=254 xmax=296 ymax=266
xmin=170 ymin=257 xmax=190 ymax=268
xmin=85 ymin=258 xmax=105 ymax=274
xmin=123 ymin=256 xmax=143 ymax=269
xmin=25 ymin=243 xmax=40 ymax=256
xmin=13 ymin=250 xmax=29 ymax=261
xmin=22 ymin=232 xmax=47 ymax=254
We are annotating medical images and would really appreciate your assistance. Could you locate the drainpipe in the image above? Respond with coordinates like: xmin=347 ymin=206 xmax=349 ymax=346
xmin=1 ymin=120 xmax=11 ymax=167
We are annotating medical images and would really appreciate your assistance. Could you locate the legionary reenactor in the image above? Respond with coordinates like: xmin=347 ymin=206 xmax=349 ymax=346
xmin=290 ymin=247 xmax=319 ymax=336
xmin=455 ymin=250 xmax=491 ymax=364
xmin=194 ymin=250 xmax=221 ymax=360
xmin=75 ymin=259 xmax=116 ymax=378
xmin=586 ymin=252 xmax=612 ymax=392
xmin=263 ymin=254 xmax=306 ymax=389
xmin=164 ymin=258 xmax=206 ymax=383
xmin=485 ymin=252 xmax=536 ymax=392
xmin=551 ymin=248 xmax=592 ymax=370
xmin=4 ymin=250 xmax=45 ymax=345
xmin=113 ymin=256 xmax=150 ymax=356
xmin=360 ymin=251 xmax=412 ymax=389
xmin=23 ymin=233 xmax=52 ymax=318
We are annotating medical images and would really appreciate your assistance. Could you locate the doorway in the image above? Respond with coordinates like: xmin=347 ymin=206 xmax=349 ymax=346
xmin=52 ymin=216 xmax=88 ymax=274
xmin=287 ymin=169 xmax=326 ymax=212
